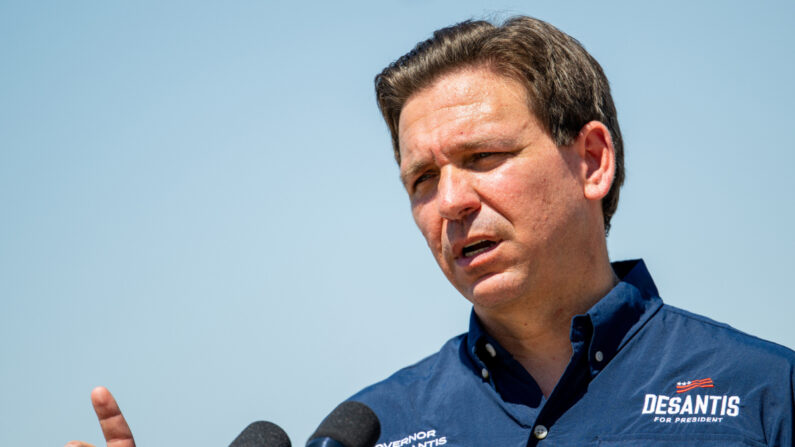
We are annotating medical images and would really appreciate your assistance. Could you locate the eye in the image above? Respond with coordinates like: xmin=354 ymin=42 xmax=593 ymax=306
xmin=468 ymin=151 xmax=509 ymax=170
xmin=412 ymin=171 xmax=437 ymax=191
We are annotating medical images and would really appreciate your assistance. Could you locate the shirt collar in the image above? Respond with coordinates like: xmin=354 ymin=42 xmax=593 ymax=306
xmin=465 ymin=259 xmax=664 ymax=380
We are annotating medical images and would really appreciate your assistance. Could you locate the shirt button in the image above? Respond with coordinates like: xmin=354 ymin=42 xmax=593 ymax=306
xmin=594 ymin=351 xmax=604 ymax=362
xmin=481 ymin=368 xmax=489 ymax=379
xmin=533 ymin=425 xmax=548 ymax=439
xmin=484 ymin=343 xmax=497 ymax=358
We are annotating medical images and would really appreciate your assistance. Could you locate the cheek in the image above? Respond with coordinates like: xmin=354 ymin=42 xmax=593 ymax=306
xmin=486 ymin=159 xmax=576 ymax=231
xmin=488 ymin=165 xmax=553 ymax=212
xmin=412 ymin=204 xmax=447 ymax=260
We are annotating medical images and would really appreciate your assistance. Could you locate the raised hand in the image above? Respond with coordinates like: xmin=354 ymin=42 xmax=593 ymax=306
xmin=65 ymin=386 xmax=136 ymax=447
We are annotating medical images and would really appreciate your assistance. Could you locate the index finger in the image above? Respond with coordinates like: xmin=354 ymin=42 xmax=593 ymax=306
xmin=90 ymin=387 xmax=136 ymax=447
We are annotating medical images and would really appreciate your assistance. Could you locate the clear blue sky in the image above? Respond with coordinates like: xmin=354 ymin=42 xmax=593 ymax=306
xmin=1 ymin=1 xmax=793 ymax=445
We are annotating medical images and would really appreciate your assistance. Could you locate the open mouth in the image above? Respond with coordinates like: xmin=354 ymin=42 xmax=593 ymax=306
xmin=461 ymin=239 xmax=498 ymax=258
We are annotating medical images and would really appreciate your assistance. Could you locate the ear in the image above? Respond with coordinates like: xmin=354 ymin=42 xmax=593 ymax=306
xmin=574 ymin=121 xmax=615 ymax=201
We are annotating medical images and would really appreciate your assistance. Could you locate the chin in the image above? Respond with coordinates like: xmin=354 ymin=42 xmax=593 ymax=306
xmin=463 ymin=272 xmax=527 ymax=310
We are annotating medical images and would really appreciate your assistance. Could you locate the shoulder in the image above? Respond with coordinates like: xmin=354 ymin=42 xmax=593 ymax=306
xmin=350 ymin=333 xmax=469 ymax=409
xmin=347 ymin=333 xmax=480 ymax=439
xmin=633 ymin=303 xmax=795 ymax=407
xmin=655 ymin=304 xmax=795 ymax=366
xmin=621 ymin=304 xmax=795 ymax=445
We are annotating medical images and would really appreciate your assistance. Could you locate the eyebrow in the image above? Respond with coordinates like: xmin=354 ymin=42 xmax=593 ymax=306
xmin=400 ymin=160 xmax=430 ymax=188
xmin=399 ymin=137 xmax=521 ymax=186
xmin=459 ymin=137 xmax=519 ymax=151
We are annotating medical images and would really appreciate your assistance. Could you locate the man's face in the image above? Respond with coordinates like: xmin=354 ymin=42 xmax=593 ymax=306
xmin=398 ymin=67 xmax=590 ymax=311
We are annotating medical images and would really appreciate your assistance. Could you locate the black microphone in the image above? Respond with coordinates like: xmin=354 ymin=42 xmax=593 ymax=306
xmin=306 ymin=401 xmax=380 ymax=447
xmin=230 ymin=421 xmax=292 ymax=447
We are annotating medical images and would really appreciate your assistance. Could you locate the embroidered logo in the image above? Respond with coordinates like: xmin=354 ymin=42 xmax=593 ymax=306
xmin=676 ymin=377 xmax=714 ymax=393
xmin=640 ymin=377 xmax=741 ymax=424
xmin=375 ymin=429 xmax=447 ymax=447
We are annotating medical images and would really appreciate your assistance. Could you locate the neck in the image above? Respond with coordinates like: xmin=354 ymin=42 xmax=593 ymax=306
xmin=474 ymin=253 xmax=617 ymax=397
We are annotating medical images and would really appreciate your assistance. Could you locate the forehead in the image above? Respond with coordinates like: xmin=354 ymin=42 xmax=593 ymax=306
xmin=397 ymin=68 xmax=533 ymax=168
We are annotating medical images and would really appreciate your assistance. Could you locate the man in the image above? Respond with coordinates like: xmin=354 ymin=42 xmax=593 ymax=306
xmin=346 ymin=16 xmax=795 ymax=447
xmin=67 ymin=15 xmax=794 ymax=447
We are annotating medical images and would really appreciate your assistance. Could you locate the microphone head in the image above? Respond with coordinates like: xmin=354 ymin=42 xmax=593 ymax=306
xmin=307 ymin=401 xmax=380 ymax=447
xmin=230 ymin=421 xmax=291 ymax=447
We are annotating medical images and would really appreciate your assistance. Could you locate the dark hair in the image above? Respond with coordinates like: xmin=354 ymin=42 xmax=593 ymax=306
xmin=375 ymin=16 xmax=624 ymax=233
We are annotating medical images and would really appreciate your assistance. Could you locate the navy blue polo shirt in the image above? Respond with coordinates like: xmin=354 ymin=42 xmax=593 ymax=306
xmin=350 ymin=260 xmax=795 ymax=446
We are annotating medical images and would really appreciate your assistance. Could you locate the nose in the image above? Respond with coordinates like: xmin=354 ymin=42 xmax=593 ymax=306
xmin=437 ymin=167 xmax=480 ymax=220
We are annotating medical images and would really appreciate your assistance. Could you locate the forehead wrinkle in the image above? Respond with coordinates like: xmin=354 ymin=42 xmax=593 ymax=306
xmin=405 ymin=92 xmax=534 ymax=143
xmin=398 ymin=71 xmax=502 ymax=146
xmin=399 ymin=66 xmax=530 ymax=137
xmin=401 ymin=101 xmax=499 ymax=154
xmin=400 ymin=101 xmax=487 ymax=145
